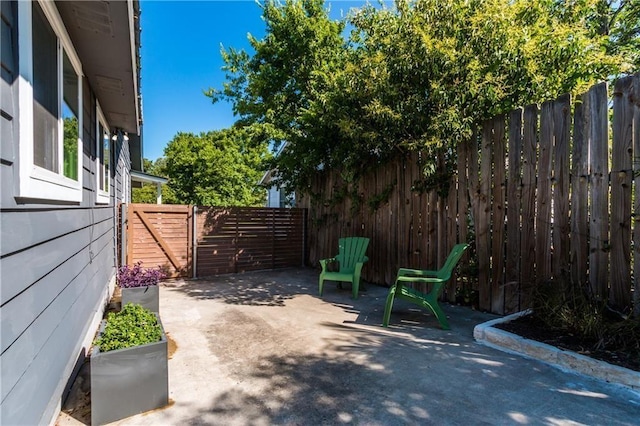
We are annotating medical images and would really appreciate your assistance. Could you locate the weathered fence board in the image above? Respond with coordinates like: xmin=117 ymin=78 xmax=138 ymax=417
xmin=571 ymin=97 xmax=589 ymax=289
xmin=589 ymin=82 xmax=609 ymax=300
xmin=491 ymin=115 xmax=506 ymax=313
xmin=521 ymin=104 xmax=538 ymax=306
xmin=505 ymin=108 xmax=522 ymax=313
xmin=477 ymin=124 xmax=492 ymax=311
xmin=445 ymin=174 xmax=458 ymax=303
xmin=411 ymin=154 xmax=425 ymax=271
xmin=610 ymin=76 xmax=633 ymax=311
xmin=457 ymin=140 xmax=470 ymax=295
xmin=536 ymin=101 xmax=553 ymax=283
xmin=553 ymin=94 xmax=571 ymax=279
xmin=634 ymin=74 xmax=640 ymax=317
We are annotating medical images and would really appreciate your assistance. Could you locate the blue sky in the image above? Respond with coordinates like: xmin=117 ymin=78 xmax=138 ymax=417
xmin=140 ymin=0 xmax=379 ymax=161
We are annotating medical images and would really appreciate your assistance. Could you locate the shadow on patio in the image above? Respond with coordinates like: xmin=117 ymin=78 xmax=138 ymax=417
xmin=143 ymin=267 xmax=639 ymax=425
xmin=164 ymin=268 xmax=317 ymax=307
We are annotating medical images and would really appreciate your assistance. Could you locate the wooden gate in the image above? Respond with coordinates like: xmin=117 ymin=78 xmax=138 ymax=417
xmin=195 ymin=207 xmax=306 ymax=276
xmin=123 ymin=204 xmax=307 ymax=278
xmin=125 ymin=204 xmax=192 ymax=277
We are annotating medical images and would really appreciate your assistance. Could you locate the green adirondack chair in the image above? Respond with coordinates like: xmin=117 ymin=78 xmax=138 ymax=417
xmin=319 ymin=237 xmax=370 ymax=299
xmin=382 ymin=243 xmax=469 ymax=329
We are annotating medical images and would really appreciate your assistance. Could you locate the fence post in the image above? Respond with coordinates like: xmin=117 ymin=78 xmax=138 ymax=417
xmin=126 ymin=203 xmax=134 ymax=267
xmin=192 ymin=205 xmax=198 ymax=278
xmin=120 ymin=203 xmax=127 ymax=268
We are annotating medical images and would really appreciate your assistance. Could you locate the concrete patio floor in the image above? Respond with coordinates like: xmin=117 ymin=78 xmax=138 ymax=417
xmin=60 ymin=267 xmax=639 ymax=425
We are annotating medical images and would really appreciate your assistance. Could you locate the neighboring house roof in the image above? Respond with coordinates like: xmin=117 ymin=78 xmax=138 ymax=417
xmin=260 ymin=141 xmax=289 ymax=185
xmin=131 ymin=170 xmax=168 ymax=185
xmin=260 ymin=168 xmax=276 ymax=186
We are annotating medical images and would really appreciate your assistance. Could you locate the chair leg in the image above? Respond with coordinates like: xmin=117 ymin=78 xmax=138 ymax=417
xmin=352 ymin=276 xmax=360 ymax=299
xmin=424 ymin=299 xmax=450 ymax=330
xmin=319 ymin=276 xmax=325 ymax=296
xmin=382 ymin=284 xmax=398 ymax=327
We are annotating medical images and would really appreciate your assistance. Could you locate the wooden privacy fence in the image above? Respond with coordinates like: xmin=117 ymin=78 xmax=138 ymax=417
xmin=196 ymin=207 xmax=306 ymax=276
xmin=302 ymin=73 xmax=640 ymax=316
xmin=123 ymin=204 xmax=307 ymax=278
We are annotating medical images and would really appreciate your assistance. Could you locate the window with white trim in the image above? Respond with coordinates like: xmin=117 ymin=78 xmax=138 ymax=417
xmin=96 ymin=106 xmax=110 ymax=204
xmin=16 ymin=0 xmax=83 ymax=202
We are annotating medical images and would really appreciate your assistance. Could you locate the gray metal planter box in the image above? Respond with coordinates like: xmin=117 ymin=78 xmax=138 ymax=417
xmin=91 ymin=318 xmax=168 ymax=426
xmin=121 ymin=285 xmax=159 ymax=312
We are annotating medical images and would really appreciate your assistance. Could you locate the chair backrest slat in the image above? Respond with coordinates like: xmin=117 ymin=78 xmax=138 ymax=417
xmin=436 ymin=243 xmax=469 ymax=280
xmin=337 ymin=237 xmax=369 ymax=270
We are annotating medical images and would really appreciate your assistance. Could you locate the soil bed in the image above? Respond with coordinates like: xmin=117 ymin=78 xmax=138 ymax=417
xmin=495 ymin=314 xmax=640 ymax=373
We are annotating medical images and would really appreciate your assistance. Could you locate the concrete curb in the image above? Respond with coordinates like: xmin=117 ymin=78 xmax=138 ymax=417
xmin=473 ymin=310 xmax=640 ymax=392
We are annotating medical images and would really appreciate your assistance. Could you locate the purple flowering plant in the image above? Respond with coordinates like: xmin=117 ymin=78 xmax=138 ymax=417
xmin=117 ymin=261 xmax=166 ymax=288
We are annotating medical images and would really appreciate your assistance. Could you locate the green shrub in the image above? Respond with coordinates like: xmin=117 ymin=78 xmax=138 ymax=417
xmin=529 ymin=277 xmax=604 ymax=338
xmin=94 ymin=303 xmax=163 ymax=352
xmin=529 ymin=276 xmax=640 ymax=363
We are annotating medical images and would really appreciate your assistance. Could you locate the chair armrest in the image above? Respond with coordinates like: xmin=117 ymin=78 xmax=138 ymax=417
xmin=319 ymin=257 xmax=336 ymax=272
xmin=354 ymin=257 xmax=368 ymax=268
xmin=397 ymin=267 xmax=438 ymax=277
xmin=354 ymin=259 xmax=368 ymax=275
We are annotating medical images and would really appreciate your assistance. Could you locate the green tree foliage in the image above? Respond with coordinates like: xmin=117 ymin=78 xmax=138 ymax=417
xmin=162 ymin=128 xmax=271 ymax=206
xmin=574 ymin=0 xmax=640 ymax=69
xmin=132 ymin=128 xmax=270 ymax=206
xmin=207 ymin=0 xmax=346 ymax=193
xmin=211 ymin=0 xmax=637 ymax=197
xmin=609 ymin=0 xmax=640 ymax=69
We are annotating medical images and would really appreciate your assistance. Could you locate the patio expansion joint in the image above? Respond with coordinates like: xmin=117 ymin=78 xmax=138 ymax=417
xmin=473 ymin=310 xmax=640 ymax=393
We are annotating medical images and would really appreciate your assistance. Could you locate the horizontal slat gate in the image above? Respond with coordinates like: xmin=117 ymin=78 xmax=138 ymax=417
xmin=196 ymin=207 xmax=305 ymax=276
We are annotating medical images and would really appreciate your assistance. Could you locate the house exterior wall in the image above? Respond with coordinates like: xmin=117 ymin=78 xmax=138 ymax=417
xmin=266 ymin=185 xmax=295 ymax=208
xmin=267 ymin=186 xmax=281 ymax=208
xmin=0 ymin=2 xmax=133 ymax=424
xmin=116 ymin=135 xmax=132 ymax=204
